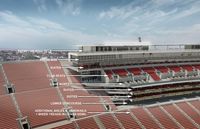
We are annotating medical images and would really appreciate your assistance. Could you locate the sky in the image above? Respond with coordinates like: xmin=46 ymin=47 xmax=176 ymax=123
xmin=0 ymin=0 xmax=200 ymax=49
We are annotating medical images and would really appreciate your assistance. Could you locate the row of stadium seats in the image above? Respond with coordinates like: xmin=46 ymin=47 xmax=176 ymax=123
xmin=0 ymin=85 xmax=116 ymax=128
xmin=104 ymin=64 xmax=200 ymax=83
xmin=52 ymin=100 xmax=200 ymax=129
xmin=99 ymin=114 xmax=121 ymax=129
xmin=0 ymin=60 xmax=82 ymax=94
xmin=163 ymin=104 xmax=197 ymax=129
xmin=142 ymin=67 xmax=160 ymax=81
xmin=2 ymin=61 xmax=50 ymax=92
xmin=0 ymin=95 xmax=19 ymax=129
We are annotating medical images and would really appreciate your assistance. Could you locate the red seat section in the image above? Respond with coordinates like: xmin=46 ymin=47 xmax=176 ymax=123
xmin=52 ymin=123 xmax=76 ymax=129
xmin=193 ymin=64 xmax=200 ymax=70
xmin=131 ymin=108 xmax=160 ymax=129
xmin=0 ymin=95 xmax=19 ymax=129
xmin=181 ymin=65 xmax=193 ymax=72
xmin=148 ymin=107 xmax=179 ymax=129
xmin=112 ymin=69 xmax=128 ymax=77
xmin=115 ymin=110 xmax=141 ymax=129
xmin=162 ymin=104 xmax=197 ymax=129
xmin=154 ymin=66 xmax=169 ymax=73
xmin=99 ymin=114 xmax=121 ymax=129
xmin=104 ymin=70 xmax=113 ymax=79
xmin=59 ymin=86 xmax=107 ymax=118
xmin=76 ymin=117 xmax=99 ymax=129
xmin=52 ymin=100 xmax=200 ymax=129
xmin=142 ymin=67 xmax=155 ymax=73
xmin=0 ymin=71 xmax=5 ymax=95
xmin=128 ymin=68 xmax=141 ymax=75
xmin=3 ymin=61 xmax=50 ymax=92
xmin=142 ymin=67 xmax=160 ymax=81
xmin=47 ymin=61 xmax=68 ymax=84
xmin=15 ymin=88 xmax=66 ymax=128
xmin=189 ymin=100 xmax=200 ymax=111
xmin=176 ymin=102 xmax=200 ymax=125
xmin=168 ymin=66 xmax=181 ymax=72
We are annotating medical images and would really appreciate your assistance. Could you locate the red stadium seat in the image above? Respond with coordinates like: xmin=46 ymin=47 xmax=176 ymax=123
xmin=112 ymin=69 xmax=128 ymax=77
xmin=181 ymin=65 xmax=193 ymax=72
xmin=128 ymin=68 xmax=141 ymax=75
xmin=104 ymin=70 xmax=113 ymax=79
xmin=142 ymin=67 xmax=160 ymax=81
xmin=168 ymin=66 xmax=181 ymax=72
xmin=154 ymin=66 xmax=169 ymax=73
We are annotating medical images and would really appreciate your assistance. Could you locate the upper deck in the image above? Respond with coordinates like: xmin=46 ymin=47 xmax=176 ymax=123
xmin=68 ymin=44 xmax=200 ymax=69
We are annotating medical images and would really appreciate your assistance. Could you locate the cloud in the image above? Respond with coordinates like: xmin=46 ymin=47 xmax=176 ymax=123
xmin=97 ymin=0 xmax=200 ymax=44
xmin=171 ymin=2 xmax=200 ymax=20
xmin=0 ymin=11 xmax=30 ymax=27
xmin=0 ymin=11 xmax=100 ymax=49
xmin=98 ymin=0 xmax=200 ymax=22
xmin=33 ymin=0 xmax=47 ymax=12
xmin=99 ymin=3 xmax=141 ymax=20
xmin=55 ymin=0 xmax=82 ymax=16
xmin=27 ymin=17 xmax=65 ymax=30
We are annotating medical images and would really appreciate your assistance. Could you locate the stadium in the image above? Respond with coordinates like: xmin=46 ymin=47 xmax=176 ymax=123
xmin=0 ymin=43 xmax=200 ymax=129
